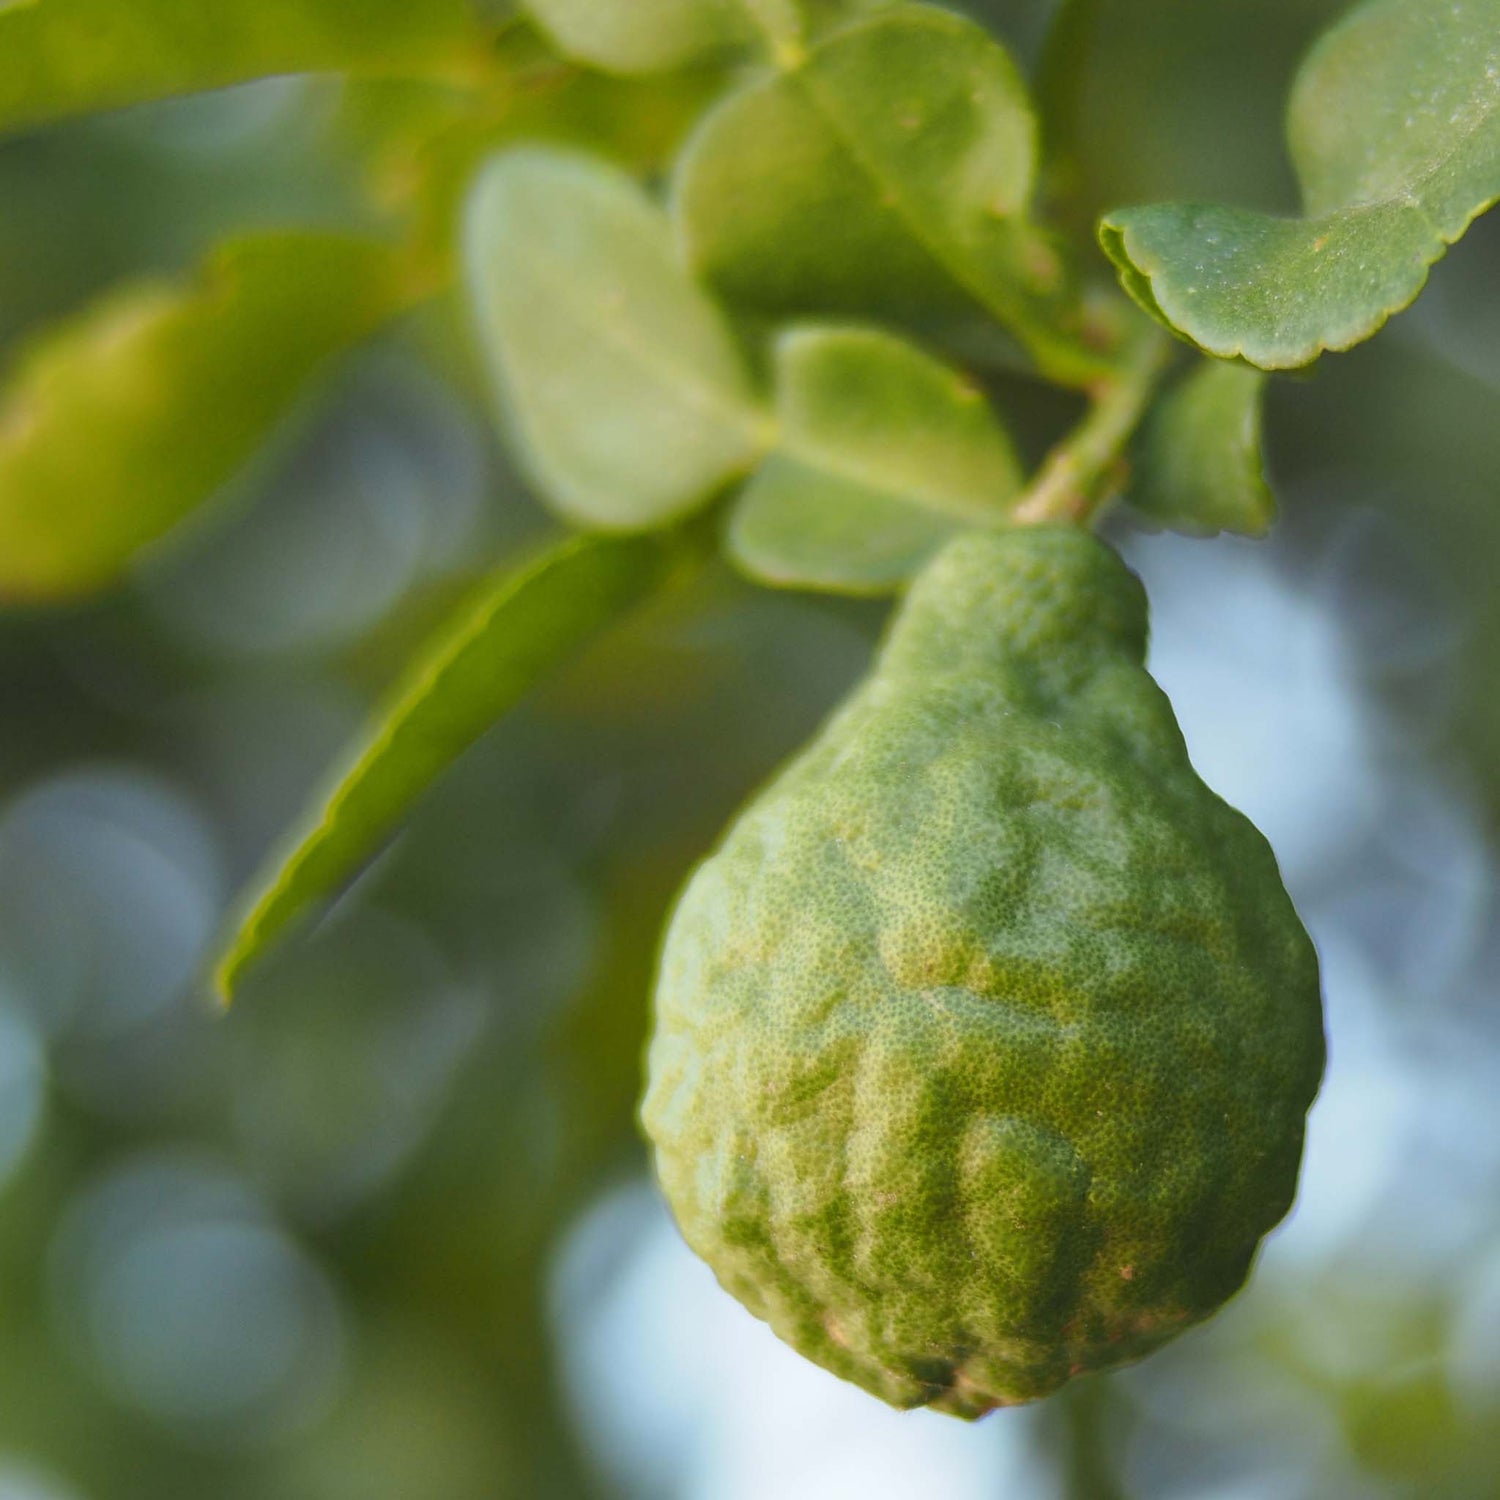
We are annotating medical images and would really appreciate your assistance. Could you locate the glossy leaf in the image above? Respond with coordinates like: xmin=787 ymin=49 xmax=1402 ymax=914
xmin=1129 ymin=361 xmax=1274 ymax=537
xmin=729 ymin=324 xmax=1021 ymax=592
xmin=465 ymin=146 xmax=770 ymax=530
xmin=0 ymin=233 xmax=409 ymax=603
xmin=213 ymin=528 xmax=696 ymax=1003
xmin=1100 ymin=0 xmax=1500 ymax=369
xmin=675 ymin=4 xmax=1107 ymax=386
xmin=0 ymin=0 xmax=492 ymax=138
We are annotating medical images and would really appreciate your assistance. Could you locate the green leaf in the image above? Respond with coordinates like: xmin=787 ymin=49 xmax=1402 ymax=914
xmin=0 ymin=0 xmax=493 ymax=137
xmin=525 ymin=0 xmax=799 ymax=73
xmin=372 ymin=65 xmax=726 ymax=271
xmin=213 ymin=528 xmax=697 ymax=1004
xmin=1129 ymin=360 xmax=1274 ymax=538
xmin=465 ymin=145 xmax=770 ymax=530
xmin=1100 ymin=0 xmax=1500 ymax=369
xmin=523 ymin=0 xmax=890 ymax=73
xmin=674 ymin=3 xmax=1108 ymax=386
xmin=0 ymin=233 xmax=409 ymax=604
xmin=731 ymin=464 xmax=972 ymax=594
xmin=729 ymin=324 xmax=1022 ymax=593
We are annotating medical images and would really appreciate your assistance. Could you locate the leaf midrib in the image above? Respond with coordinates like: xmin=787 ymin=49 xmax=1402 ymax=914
xmin=775 ymin=427 xmax=1017 ymax=519
xmin=785 ymin=15 xmax=1034 ymax=339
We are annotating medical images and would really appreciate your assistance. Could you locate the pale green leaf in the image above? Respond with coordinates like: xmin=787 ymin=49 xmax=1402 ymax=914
xmin=731 ymin=462 xmax=969 ymax=593
xmin=1100 ymin=0 xmax=1500 ymax=369
xmin=729 ymin=324 xmax=1021 ymax=593
xmin=465 ymin=146 xmax=770 ymax=530
xmin=674 ymin=4 xmax=1109 ymax=386
xmin=0 ymin=233 xmax=409 ymax=604
xmin=772 ymin=326 xmax=1023 ymax=518
xmin=213 ymin=528 xmax=696 ymax=1003
xmin=0 ymin=0 xmax=492 ymax=137
xmin=1129 ymin=360 xmax=1274 ymax=538
xmin=525 ymin=0 xmax=797 ymax=73
xmin=524 ymin=0 xmax=890 ymax=73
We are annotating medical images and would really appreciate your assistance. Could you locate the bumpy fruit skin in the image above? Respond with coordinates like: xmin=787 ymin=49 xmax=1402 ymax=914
xmin=642 ymin=527 xmax=1324 ymax=1417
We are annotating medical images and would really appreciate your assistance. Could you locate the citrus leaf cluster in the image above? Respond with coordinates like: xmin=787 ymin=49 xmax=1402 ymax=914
xmin=0 ymin=0 xmax=1393 ymax=1421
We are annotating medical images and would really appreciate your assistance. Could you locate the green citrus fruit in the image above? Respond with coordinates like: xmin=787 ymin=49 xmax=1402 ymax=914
xmin=642 ymin=525 xmax=1324 ymax=1417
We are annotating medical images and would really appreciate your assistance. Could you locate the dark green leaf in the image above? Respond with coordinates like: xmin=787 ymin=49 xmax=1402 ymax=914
xmin=464 ymin=146 xmax=770 ymax=530
xmin=213 ymin=528 xmax=697 ymax=1003
xmin=1129 ymin=360 xmax=1274 ymax=537
xmin=674 ymin=3 xmax=1109 ymax=386
xmin=728 ymin=324 xmax=1021 ymax=592
xmin=0 ymin=0 xmax=494 ymax=137
xmin=1100 ymin=0 xmax=1500 ymax=369
xmin=0 ymin=233 xmax=410 ymax=604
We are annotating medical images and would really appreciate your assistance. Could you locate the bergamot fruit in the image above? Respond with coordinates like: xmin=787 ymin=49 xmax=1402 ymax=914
xmin=642 ymin=525 xmax=1324 ymax=1417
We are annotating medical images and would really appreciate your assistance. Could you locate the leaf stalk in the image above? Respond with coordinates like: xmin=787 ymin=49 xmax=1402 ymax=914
xmin=1011 ymin=324 xmax=1171 ymax=528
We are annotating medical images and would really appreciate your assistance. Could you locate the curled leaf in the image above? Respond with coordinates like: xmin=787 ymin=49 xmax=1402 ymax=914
xmin=1101 ymin=0 xmax=1500 ymax=369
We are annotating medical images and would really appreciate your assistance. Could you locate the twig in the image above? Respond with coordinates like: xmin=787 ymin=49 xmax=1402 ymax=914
xmin=1011 ymin=325 xmax=1172 ymax=527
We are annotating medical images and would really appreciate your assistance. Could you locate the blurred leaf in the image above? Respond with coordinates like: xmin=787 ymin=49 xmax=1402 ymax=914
xmin=731 ymin=465 xmax=972 ymax=594
xmin=1100 ymin=0 xmax=1500 ymax=368
xmin=523 ymin=0 xmax=891 ymax=73
xmin=0 ymin=232 xmax=410 ymax=604
xmin=674 ymin=3 xmax=1109 ymax=385
xmin=465 ymin=145 xmax=769 ymax=530
xmin=214 ymin=528 xmax=700 ymax=1004
xmin=1128 ymin=360 xmax=1274 ymax=537
xmin=0 ymin=0 xmax=498 ymax=137
xmin=729 ymin=324 xmax=1022 ymax=591
xmin=366 ymin=67 xmax=726 ymax=268
xmin=525 ymin=0 xmax=798 ymax=73
xmin=1033 ymin=0 xmax=1102 ymax=207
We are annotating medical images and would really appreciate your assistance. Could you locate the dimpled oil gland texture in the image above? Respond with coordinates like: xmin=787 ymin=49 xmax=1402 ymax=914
xmin=642 ymin=526 xmax=1324 ymax=1417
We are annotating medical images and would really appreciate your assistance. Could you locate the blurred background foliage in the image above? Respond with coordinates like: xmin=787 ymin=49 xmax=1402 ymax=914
xmin=0 ymin=1 xmax=1498 ymax=1497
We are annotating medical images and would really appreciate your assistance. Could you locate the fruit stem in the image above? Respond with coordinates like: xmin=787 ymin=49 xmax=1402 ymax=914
xmin=1011 ymin=324 xmax=1171 ymax=529
xmin=1056 ymin=1376 xmax=1129 ymax=1500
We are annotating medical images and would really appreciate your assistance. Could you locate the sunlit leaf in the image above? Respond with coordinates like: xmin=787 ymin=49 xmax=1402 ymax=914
xmin=213 ymin=527 xmax=698 ymax=1004
xmin=525 ymin=0 xmax=795 ymax=73
xmin=1100 ymin=0 xmax=1500 ymax=369
xmin=729 ymin=324 xmax=1021 ymax=592
xmin=465 ymin=146 xmax=770 ymax=530
xmin=0 ymin=233 xmax=410 ymax=604
xmin=1128 ymin=360 xmax=1274 ymax=537
xmin=0 ymin=0 xmax=496 ymax=137
xmin=523 ymin=0 xmax=891 ymax=73
xmin=674 ymin=3 xmax=1109 ymax=386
